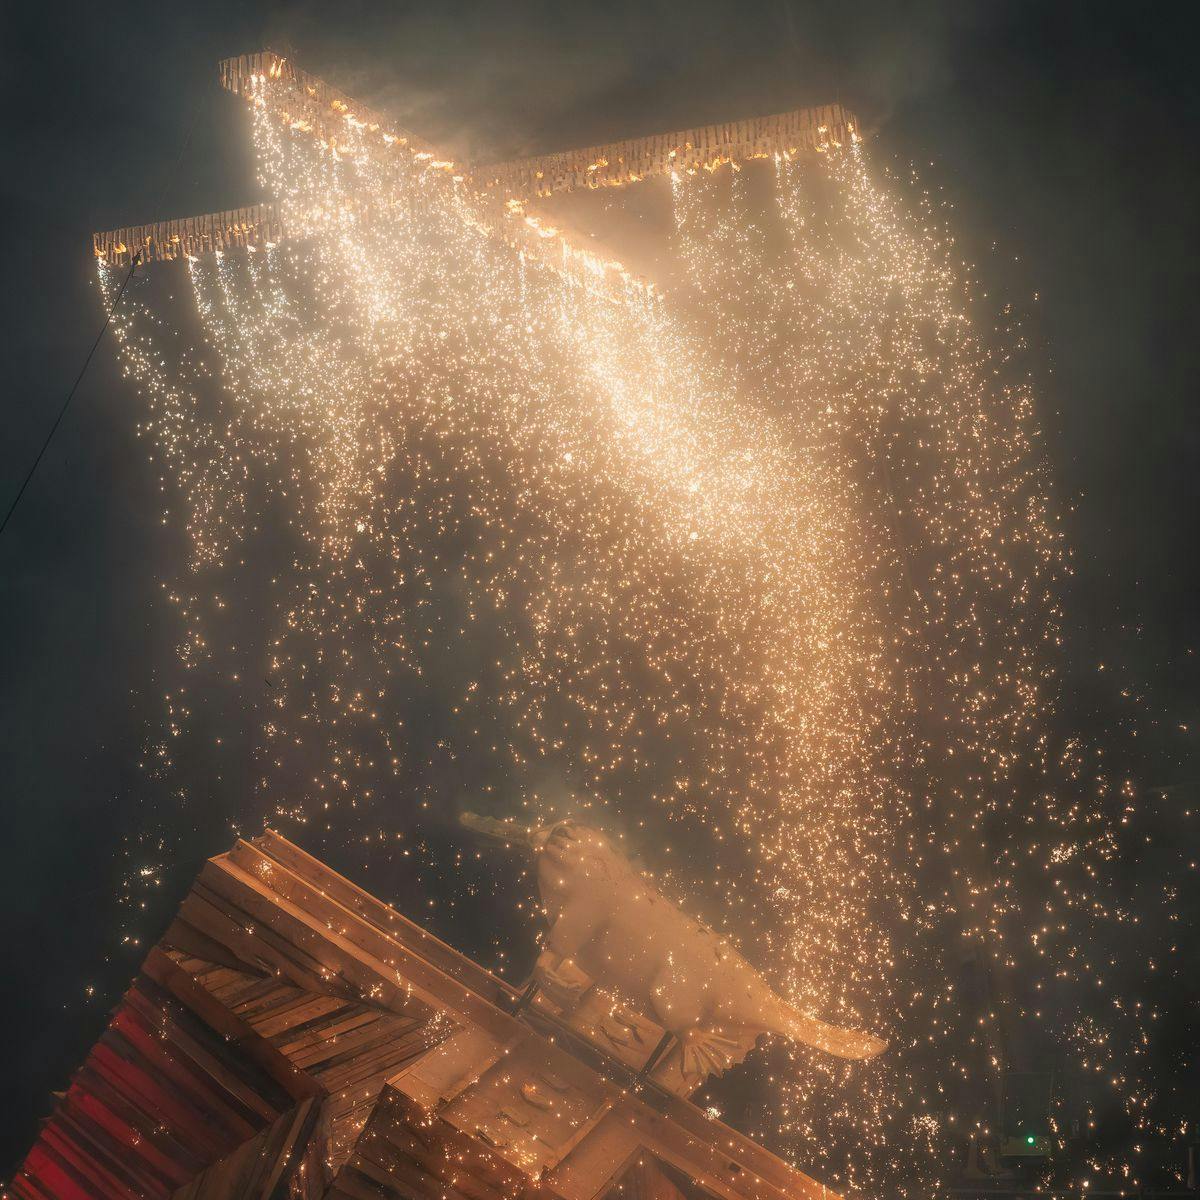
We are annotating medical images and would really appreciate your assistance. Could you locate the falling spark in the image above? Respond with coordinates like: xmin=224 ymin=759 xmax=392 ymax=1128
xmin=96 ymin=77 xmax=1185 ymax=1195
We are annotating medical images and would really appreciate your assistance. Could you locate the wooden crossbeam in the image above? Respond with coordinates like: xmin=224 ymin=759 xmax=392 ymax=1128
xmin=93 ymin=202 xmax=283 ymax=268
xmin=476 ymin=102 xmax=857 ymax=199
xmin=219 ymin=50 xmax=443 ymax=163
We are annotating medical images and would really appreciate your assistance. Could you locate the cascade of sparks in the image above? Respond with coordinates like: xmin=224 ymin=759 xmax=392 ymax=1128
xmin=97 ymin=76 xmax=1190 ymax=1195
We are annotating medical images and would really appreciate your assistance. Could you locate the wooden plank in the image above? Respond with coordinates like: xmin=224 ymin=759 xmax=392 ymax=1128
xmin=209 ymin=973 xmax=291 ymax=1011
xmin=173 ymin=887 xmax=359 ymax=1002
xmin=47 ymin=1108 xmax=173 ymax=1200
xmin=348 ymin=1118 xmax=506 ymax=1200
xmin=203 ymin=846 xmax=511 ymax=1036
xmin=73 ymin=1063 xmax=210 ymax=1179
xmin=120 ymin=994 xmax=282 ymax=1126
xmin=295 ymin=1017 xmax=424 ymax=1072
xmin=251 ymin=832 xmax=519 ymax=1009
xmin=38 ymin=1123 xmax=144 ymax=1200
xmin=254 ymin=1097 xmax=320 ymax=1200
xmin=250 ymin=993 xmax=351 ymax=1041
xmin=377 ymin=1091 xmax=532 ymax=1199
xmin=350 ymin=1152 xmax=475 ymax=1200
xmin=143 ymin=948 xmax=322 ymax=1104
xmin=63 ymin=1088 xmax=192 ymax=1192
xmin=19 ymin=1141 xmax=118 ymax=1200
xmin=314 ymin=1033 xmax=444 ymax=1097
xmin=88 ymin=1040 xmax=238 ymax=1162
xmin=287 ymin=1017 xmax=396 ymax=1069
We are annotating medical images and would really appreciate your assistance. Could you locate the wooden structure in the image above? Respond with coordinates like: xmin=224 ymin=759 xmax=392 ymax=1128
xmin=92 ymin=50 xmax=855 ymax=300
xmin=9 ymin=831 xmax=842 ymax=1200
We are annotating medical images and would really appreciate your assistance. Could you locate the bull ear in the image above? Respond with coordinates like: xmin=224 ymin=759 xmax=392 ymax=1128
xmin=460 ymin=812 xmax=535 ymax=847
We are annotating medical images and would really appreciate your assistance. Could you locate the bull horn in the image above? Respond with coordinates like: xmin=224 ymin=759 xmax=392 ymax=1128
xmin=460 ymin=812 xmax=537 ymax=847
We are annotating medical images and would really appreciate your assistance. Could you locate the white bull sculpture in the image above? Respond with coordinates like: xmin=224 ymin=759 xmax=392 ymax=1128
xmin=463 ymin=814 xmax=886 ymax=1084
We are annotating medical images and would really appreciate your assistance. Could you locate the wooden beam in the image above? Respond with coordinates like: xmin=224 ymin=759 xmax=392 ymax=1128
xmin=476 ymin=103 xmax=858 ymax=199
xmin=92 ymin=203 xmax=283 ymax=269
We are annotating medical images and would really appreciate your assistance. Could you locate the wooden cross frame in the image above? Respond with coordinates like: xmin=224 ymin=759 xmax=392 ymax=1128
xmin=92 ymin=50 xmax=857 ymax=301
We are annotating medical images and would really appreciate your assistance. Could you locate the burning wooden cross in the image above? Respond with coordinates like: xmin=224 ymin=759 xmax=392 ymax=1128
xmin=93 ymin=50 xmax=857 ymax=303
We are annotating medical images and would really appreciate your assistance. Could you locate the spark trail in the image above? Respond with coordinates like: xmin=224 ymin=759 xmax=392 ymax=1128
xmin=98 ymin=78 xmax=1185 ymax=1194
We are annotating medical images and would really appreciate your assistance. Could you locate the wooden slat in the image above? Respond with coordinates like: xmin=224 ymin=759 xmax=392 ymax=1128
xmin=315 ymin=1032 xmax=444 ymax=1097
xmin=250 ymin=993 xmax=351 ymax=1040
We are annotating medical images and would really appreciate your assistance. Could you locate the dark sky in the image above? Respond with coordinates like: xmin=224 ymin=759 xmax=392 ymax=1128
xmin=1 ymin=0 xmax=1198 ymax=1179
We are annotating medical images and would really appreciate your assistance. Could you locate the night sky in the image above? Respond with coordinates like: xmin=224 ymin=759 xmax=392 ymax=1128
xmin=1 ymin=0 xmax=1198 ymax=1183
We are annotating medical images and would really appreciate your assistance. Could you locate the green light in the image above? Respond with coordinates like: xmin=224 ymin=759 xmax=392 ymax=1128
xmin=1026 ymin=1135 xmax=1037 ymax=1146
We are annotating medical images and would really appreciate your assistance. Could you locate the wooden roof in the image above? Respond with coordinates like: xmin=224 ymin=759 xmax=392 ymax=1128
xmin=8 ymin=831 xmax=842 ymax=1200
